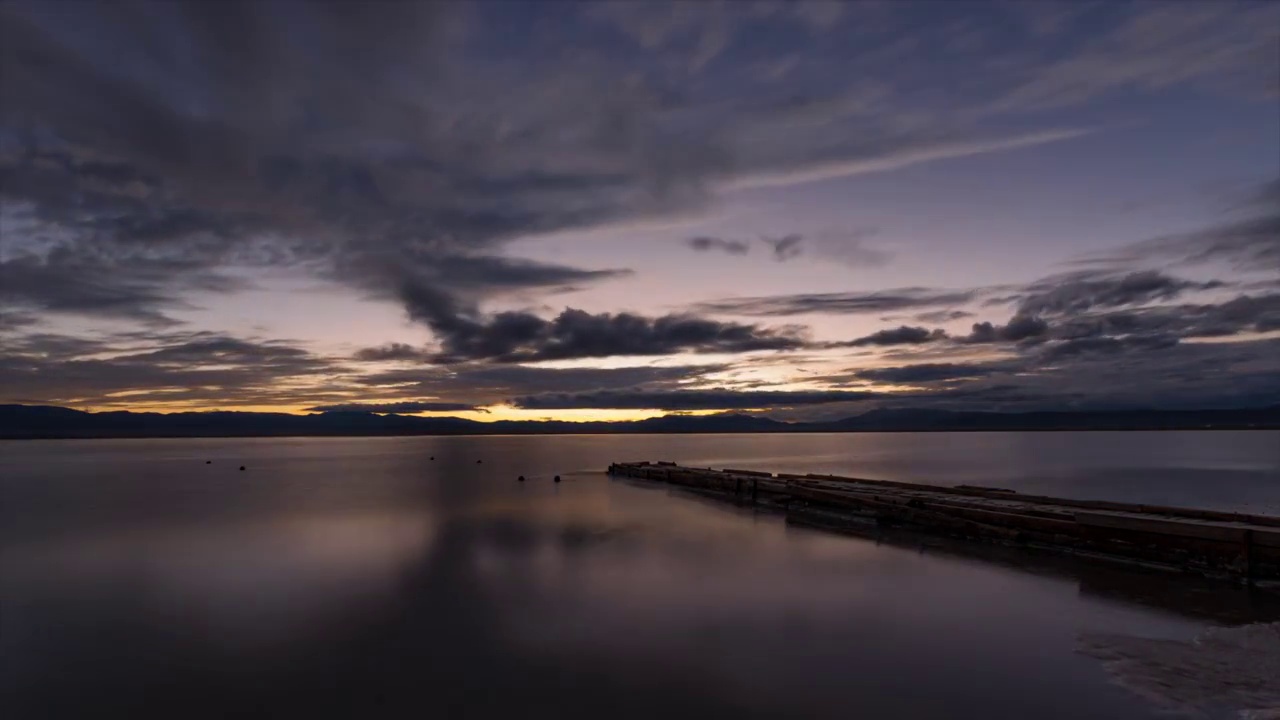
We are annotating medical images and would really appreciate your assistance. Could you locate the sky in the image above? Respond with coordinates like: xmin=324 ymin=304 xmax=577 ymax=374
xmin=1 ymin=0 xmax=1278 ymax=422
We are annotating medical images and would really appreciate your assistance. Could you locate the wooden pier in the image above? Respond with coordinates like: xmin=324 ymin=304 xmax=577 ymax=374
xmin=607 ymin=461 xmax=1280 ymax=583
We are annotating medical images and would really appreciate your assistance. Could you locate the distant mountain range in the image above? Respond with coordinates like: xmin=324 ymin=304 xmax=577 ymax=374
xmin=2 ymin=404 xmax=1277 ymax=439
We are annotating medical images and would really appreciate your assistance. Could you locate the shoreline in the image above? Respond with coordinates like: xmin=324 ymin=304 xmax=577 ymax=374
xmin=5 ymin=425 xmax=1280 ymax=441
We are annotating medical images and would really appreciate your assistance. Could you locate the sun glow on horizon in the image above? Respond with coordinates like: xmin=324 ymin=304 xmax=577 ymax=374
xmin=66 ymin=401 xmax=732 ymax=423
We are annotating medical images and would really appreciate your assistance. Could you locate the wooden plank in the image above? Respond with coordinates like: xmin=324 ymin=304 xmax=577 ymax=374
xmin=811 ymin=474 xmax=1280 ymax=526
xmin=608 ymin=463 xmax=1280 ymax=581
xmin=1075 ymin=511 xmax=1250 ymax=543
xmin=1252 ymin=528 xmax=1280 ymax=549
xmin=806 ymin=487 xmax=1077 ymax=537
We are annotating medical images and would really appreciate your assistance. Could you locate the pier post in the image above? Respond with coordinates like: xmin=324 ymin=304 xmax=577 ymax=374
xmin=1244 ymin=529 xmax=1255 ymax=582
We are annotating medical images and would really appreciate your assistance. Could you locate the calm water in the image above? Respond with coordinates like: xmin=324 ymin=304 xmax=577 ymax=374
xmin=3 ymin=432 xmax=1279 ymax=719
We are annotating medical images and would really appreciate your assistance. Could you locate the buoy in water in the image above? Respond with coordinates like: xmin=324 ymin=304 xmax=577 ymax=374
xmin=206 ymin=460 xmax=212 ymax=464
xmin=476 ymin=459 xmax=482 ymax=464
xmin=518 ymin=475 xmax=525 ymax=482
xmin=239 ymin=465 xmax=246 ymax=471
xmin=554 ymin=475 xmax=561 ymax=483
xmin=430 ymin=456 xmax=435 ymax=460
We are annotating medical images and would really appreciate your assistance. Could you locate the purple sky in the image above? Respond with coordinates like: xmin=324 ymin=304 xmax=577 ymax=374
xmin=1 ymin=1 xmax=1278 ymax=420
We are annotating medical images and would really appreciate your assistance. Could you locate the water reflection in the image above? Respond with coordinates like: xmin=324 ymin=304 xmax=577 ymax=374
xmin=3 ymin=512 xmax=437 ymax=652
xmin=3 ymin=434 xmax=1279 ymax=719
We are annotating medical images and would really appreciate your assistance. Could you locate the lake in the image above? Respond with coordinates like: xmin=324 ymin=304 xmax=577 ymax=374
xmin=3 ymin=432 xmax=1280 ymax=719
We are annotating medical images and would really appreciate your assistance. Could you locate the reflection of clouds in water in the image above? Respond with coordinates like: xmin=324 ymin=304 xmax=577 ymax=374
xmin=1 ymin=512 xmax=436 ymax=647
xmin=1079 ymin=622 xmax=1280 ymax=718
xmin=463 ymin=509 xmax=1057 ymax=666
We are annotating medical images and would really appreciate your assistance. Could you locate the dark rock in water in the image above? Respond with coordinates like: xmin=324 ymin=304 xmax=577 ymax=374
xmin=476 ymin=459 xmax=482 ymax=464
xmin=430 ymin=456 xmax=435 ymax=460
xmin=518 ymin=475 xmax=525 ymax=482
xmin=206 ymin=460 xmax=212 ymax=464
xmin=554 ymin=475 xmax=561 ymax=483
xmin=239 ymin=465 xmax=246 ymax=471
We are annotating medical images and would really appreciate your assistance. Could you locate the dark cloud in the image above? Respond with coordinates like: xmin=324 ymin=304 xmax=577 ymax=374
xmin=3 ymin=0 xmax=1277 ymax=417
xmin=353 ymin=343 xmax=430 ymax=362
xmin=0 ymin=0 xmax=1106 ymax=340
xmin=963 ymin=314 xmax=1049 ymax=344
xmin=845 ymin=325 xmax=948 ymax=347
xmin=693 ymin=288 xmax=975 ymax=317
xmin=1049 ymin=293 xmax=1280 ymax=342
xmin=1014 ymin=270 xmax=1223 ymax=317
xmin=855 ymin=362 xmax=1004 ymax=383
xmin=0 ymin=0 xmax=675 ymax=331
xmin=128 ymin=337 xmax=318 ymax=365
xmin=0 ymin=332 xmax=347 ymax=409
xmin=1082 ymin=181 xmax=1279 ymax=272
xmin=0 ymin=325 xmax=731 ymax=410
xmin=0 ymin=246 xmax=249 ymax=325
xmin=0 ymin=332 xmax=114 ymax=360
xmin=358 ymin=363 xmax=726 ymax=399
xmin=686 ymin=236 xmax=749 ymax=255
xmin=763 ymin=234 xmax=804 ymax=261
xmin=421 ymin=255 xmax=633 ymax=294
xmin=914 ymin=310 xmax=975 ymax=323
xmin=424 ymin=308 xmax=806 ymax=364
xmin=0 ymin=310 xmax=41 ymax=332
xmin=1006 ymin=338 xmax=1280 ymax=411
xmin=1038 ymin=334 xmax=1180 ymax=363
xmin=1133 ymin=213 xmax=1280 ymax=272
xmin=811 ymin=336 xmax=1280 ymax=414
xmin=511 ymin=388 xmax=876 ymax=411
xmin=305 ymin=401 xmax=479 ymax=414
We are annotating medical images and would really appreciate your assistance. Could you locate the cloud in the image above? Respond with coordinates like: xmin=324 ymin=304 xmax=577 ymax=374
xmin=353 ymin=343 xmax=430 ymax=362
xmin=1075 ymin=178 xmax=1278 ymax=273
xmin=1014 ymin=270 xmax=1225 ymax=316
xmin=1100 ymin=209 xmax=1280 ymax=273
xmin=422 ymin=256 xmax=634 ymax=294
xmin=1038 ymin=335 xmax=1180 ymax=363
xmin=0 ymin=244 xmax=248 ymax=325
xmin=305 ymin=401 xmax=479 ymax=414
xmin=0 ymin=0 xmax=1129 ymax=344
xmin=845 ymin=325 xmax=948 ymax=347
xmin=914 ymin=310 xmax=975 ymax=323
xmin=986 ymin=3 xmax=1280 ymax=112
xmin=1051 ymin=293 xmax=1280 ymax=342
xmin=693 ymin=288 xmax=974 ymax=316
xmin=686 ymin=236 xmax=750 ymax=255
xmin=358 ymin=363 xmax=726 ymax=397
xmin=762 ymin=233 xmax=804 ymax=261
xmin=810 ymin=226 xmax=893 ymax=267
xmin=0 ymin=310 xmax=41 ymax=332
xmin=1010 ymin=338 xmax=1280 ymax=411
xmin=510 ymin=388 xmax=876 ymax=410
xmin=0 ymin=332 xmax=347 ymax=409
xmin=424 ymin=308 xmax=807 ymax=364
xmin=723 ymin=128 xmax=1096 ymax=191
xmin=3 ymin=0 xmax=1277 ymax=418
xmin=854 ymin=362 xmax=1004 ymax=383
xmin=0 ymin=327 xmax=736 ymax=411
xmin=963 ymin=315 xmax=1049 ymax=344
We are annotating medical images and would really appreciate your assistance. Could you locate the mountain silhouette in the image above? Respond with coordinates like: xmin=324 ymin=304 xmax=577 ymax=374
xmin=1 ymin=404 xmax=1276 ymax=439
